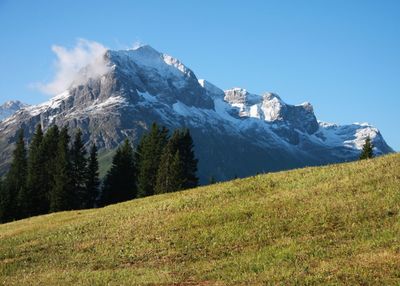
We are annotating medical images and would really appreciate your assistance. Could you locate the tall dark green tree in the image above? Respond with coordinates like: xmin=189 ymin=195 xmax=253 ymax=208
xmin=101 ymin=139 xmax=137 ymax=205
xmin=0 ymin=178 xmax=7 ymax=223
xmin=26 ymin=124 xmax=45 ymax=216
xmin=37 ymin=125 xmax=60 ymax=214
xmin=85 ymin=144 xmax=100 ymax=208
xmin=70 ymin=129 xmax=88 ymax=209
xmin=136 ymin=123 xmax=169 ymax=197
xmin=164 ymin=129 xmax=199 ymax=189
xmin=209 ymin=176 xmax=217 ymax=185
xmin=1 ymin=129 xmax=27 ymax=221
xmin=176 ymin=129 xmax=198 ymax=189
xmin=50 ymin=126 xmax=72 ymax=212
xmin=155 ymin=147 xmax=184 ymax=194
xmin=360 ymin=136 xmax=374 ymax=160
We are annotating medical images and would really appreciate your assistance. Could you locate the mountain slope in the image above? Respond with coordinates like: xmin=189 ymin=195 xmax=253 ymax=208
xmin=0 ymin=100 xmax=29 ymax=121
xmin=0 ymin=154 xmax=399 ymax=285
xmin=0 ymin=45 xmax=393 ymax=181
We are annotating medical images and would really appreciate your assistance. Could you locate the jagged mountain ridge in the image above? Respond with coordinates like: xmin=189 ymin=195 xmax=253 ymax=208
xmin=0 ymin=45 xmax=393 ymax=182
xmin=0 ymin=100 xmax=29 ymax=121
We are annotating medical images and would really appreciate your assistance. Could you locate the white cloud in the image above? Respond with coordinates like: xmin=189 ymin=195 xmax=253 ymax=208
xmin=37 ymin=39 xmax=110 ymax=95
xmin=131 ymin=40 xmax=145 ymax=50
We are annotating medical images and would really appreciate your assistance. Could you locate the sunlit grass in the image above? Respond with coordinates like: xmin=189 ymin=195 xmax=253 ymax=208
xmin=1 ymin=154 xmax=399 ymax=285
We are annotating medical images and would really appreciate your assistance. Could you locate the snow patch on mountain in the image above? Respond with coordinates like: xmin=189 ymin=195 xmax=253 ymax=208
xmin=314 ymin=121 xmax=383 ymax=152
xmin=138 ymin=91 xmax=157 ymax=103
xmin=84 ymin=96 xmax=128 ymax=113
xmin=198 ymin=79 xmax=225 ymax=98
xmin=25 ymin=91 xmax=71 ymax=116
xmin=261 ymin=93 xmax=285 ymax=121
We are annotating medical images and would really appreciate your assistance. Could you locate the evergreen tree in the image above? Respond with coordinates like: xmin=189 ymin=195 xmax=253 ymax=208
xmin=0 ymin=178 xmax=7 ymax=223
xmin=155 ymin=144 xmax=185 ymax=194
xmin=26 ymin=124 xmax=45 ymax=216
xmin=50 ymin=126 xmax=72 ymax=212
xmin=0 ymin=177 xmax=13 ymax=223
xmin=162 ymin=129 xmax=199 ymax=190
xmin=136 ymin=123 xmax=169 ymax=197
xmin=1 ymin=129 xmax=27 ymax=221
xmin=360 ymin=136 xmax=374 ymax=160
xmin=70 ymin=129 xmax=88 ymax=209
xmin=37 ymin=125 xmax=59 ymax=214
xmin=177 ymin=129 xmax=198 ymax=189
xmin=101 ymin=139 xmax=137 ymax=205
xmin=209 ymin=176 xmax=216 ymax=185
xmin=85 ymin=144 xmax=100 ymax=208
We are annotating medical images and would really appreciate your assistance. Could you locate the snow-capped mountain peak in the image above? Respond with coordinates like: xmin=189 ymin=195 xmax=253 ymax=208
xmin=107 ymin=45 xmax=193 ymax=78
xmin=0 ymin=45 xmax=393 ymax=182
xmin=261 ymin=92 xmax=286 ymax=121
xmin=0 ymin=100 xmax=29 ymax=121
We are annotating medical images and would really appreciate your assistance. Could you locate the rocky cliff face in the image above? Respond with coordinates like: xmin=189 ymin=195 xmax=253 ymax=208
xmin=0 ymin=45 xmax=394 ymax=182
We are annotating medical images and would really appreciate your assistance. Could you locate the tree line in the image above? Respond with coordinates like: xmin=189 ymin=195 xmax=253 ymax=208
xmin=0 ymin=122 xmax=198 ymax=223
xmin=100 ymin=122 xmax=198 ymax=206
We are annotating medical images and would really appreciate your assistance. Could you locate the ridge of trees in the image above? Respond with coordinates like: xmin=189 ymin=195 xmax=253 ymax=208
xmin=0 ymin=122 xmax=199 ymax=223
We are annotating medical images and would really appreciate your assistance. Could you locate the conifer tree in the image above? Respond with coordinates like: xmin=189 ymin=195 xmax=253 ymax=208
xmin=2 ymin=129 xmax=27 ymax=220
xmin=0 ymin=178 xmax=7 ymax=223
xmin=26 ymin=124 xmax=45 ymax=216
xmin=37 ymin=125 xmax=59 ymax=214
xmin=162 ymin=129 xmax=199 ymax=190
xmin=177 ymin=129 xmax=198 ymax=189
xmin=0 ymin=177 xmax=13 ymax=223
xmin=359 ymin=136 xmax=374 ymax=160
xmin=136 ymin=123 xmax=169 ymax=197
xmin=70 ymin=129 xmax=88 ymax=209
xmin=209 ymin=176 xmax=216 ymax=185
xmin=85 ymin=144 xmax=100 ymax=208
xmin=101 ymin=139 xmax=137 ymax=205
xmin=50 ymin=126 xmax=72 ymax=212
xmin=155 ymin=144 xmax=184 ymax=194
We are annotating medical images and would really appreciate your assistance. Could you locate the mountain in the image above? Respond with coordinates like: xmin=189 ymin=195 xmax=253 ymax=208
xmin=1 ymin=154 xmax=399 ymax=285
xmin=0 ymin=45 xmax=393 ymax=182
xmin=0 ymin=100 xmax=29 ymax=121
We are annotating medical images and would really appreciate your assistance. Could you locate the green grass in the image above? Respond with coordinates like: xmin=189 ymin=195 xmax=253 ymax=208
xmin=1 ymin=154 xmax=400 ymax=285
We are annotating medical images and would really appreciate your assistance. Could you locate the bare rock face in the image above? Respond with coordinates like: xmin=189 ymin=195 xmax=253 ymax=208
xmin=0 ymin=45 xmax=394 ymax=182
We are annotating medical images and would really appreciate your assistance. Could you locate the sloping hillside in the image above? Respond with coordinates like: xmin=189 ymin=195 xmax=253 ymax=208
xmin=1 ymin=154 xmax=399 ymax=285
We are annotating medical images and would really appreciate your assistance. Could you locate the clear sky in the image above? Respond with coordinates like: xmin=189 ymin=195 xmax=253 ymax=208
xmin=0 ymin=0 xmax=399 ymax=150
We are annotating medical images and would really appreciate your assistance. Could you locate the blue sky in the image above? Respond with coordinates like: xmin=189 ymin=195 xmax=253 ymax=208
xmin=0 ymin=0 xmax=399 ymax=150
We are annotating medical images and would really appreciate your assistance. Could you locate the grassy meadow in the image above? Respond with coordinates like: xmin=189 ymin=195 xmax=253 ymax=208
xmin=0 ymin=154 xmax=399 ymax=285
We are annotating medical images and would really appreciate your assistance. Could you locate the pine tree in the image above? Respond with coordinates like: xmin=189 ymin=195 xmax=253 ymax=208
xmin=136 ymin=123 xmax=169 ymax=197
xmin=37 ymin=125 xmax=59 ymax=214
xmin=26 ymin=124 xmax=45 ymax=216
xmin=85 ymin=144 xmax=100 ymax=208
xmin=155 ymin=145 xmax=184 ymax=194
xmin=101 ymin=139 xmax=137 ymax=205
xmin=5 ymin=129 xmax=30 ymax=218
xmin=50 ymin=126 xmax=73 ymax=212
xmin=1 ymin=129 xmax=27 ymax=221
xmin=0 ymin=177 xmax=13 ymax=223
xmin=209 ymin=176 xmax=216 ymax=185
xmin=177 ymin=129 xmax=198 ymax=189
xmin=359 ymin=136 xmax=374 ymax=160
xmin=70 ymin=129 xmax=88 ymax=209
xmin=0 ymin=178 xmax=7 ymax=223
xmin=162 ymin=129 xmax=199 ymax=190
